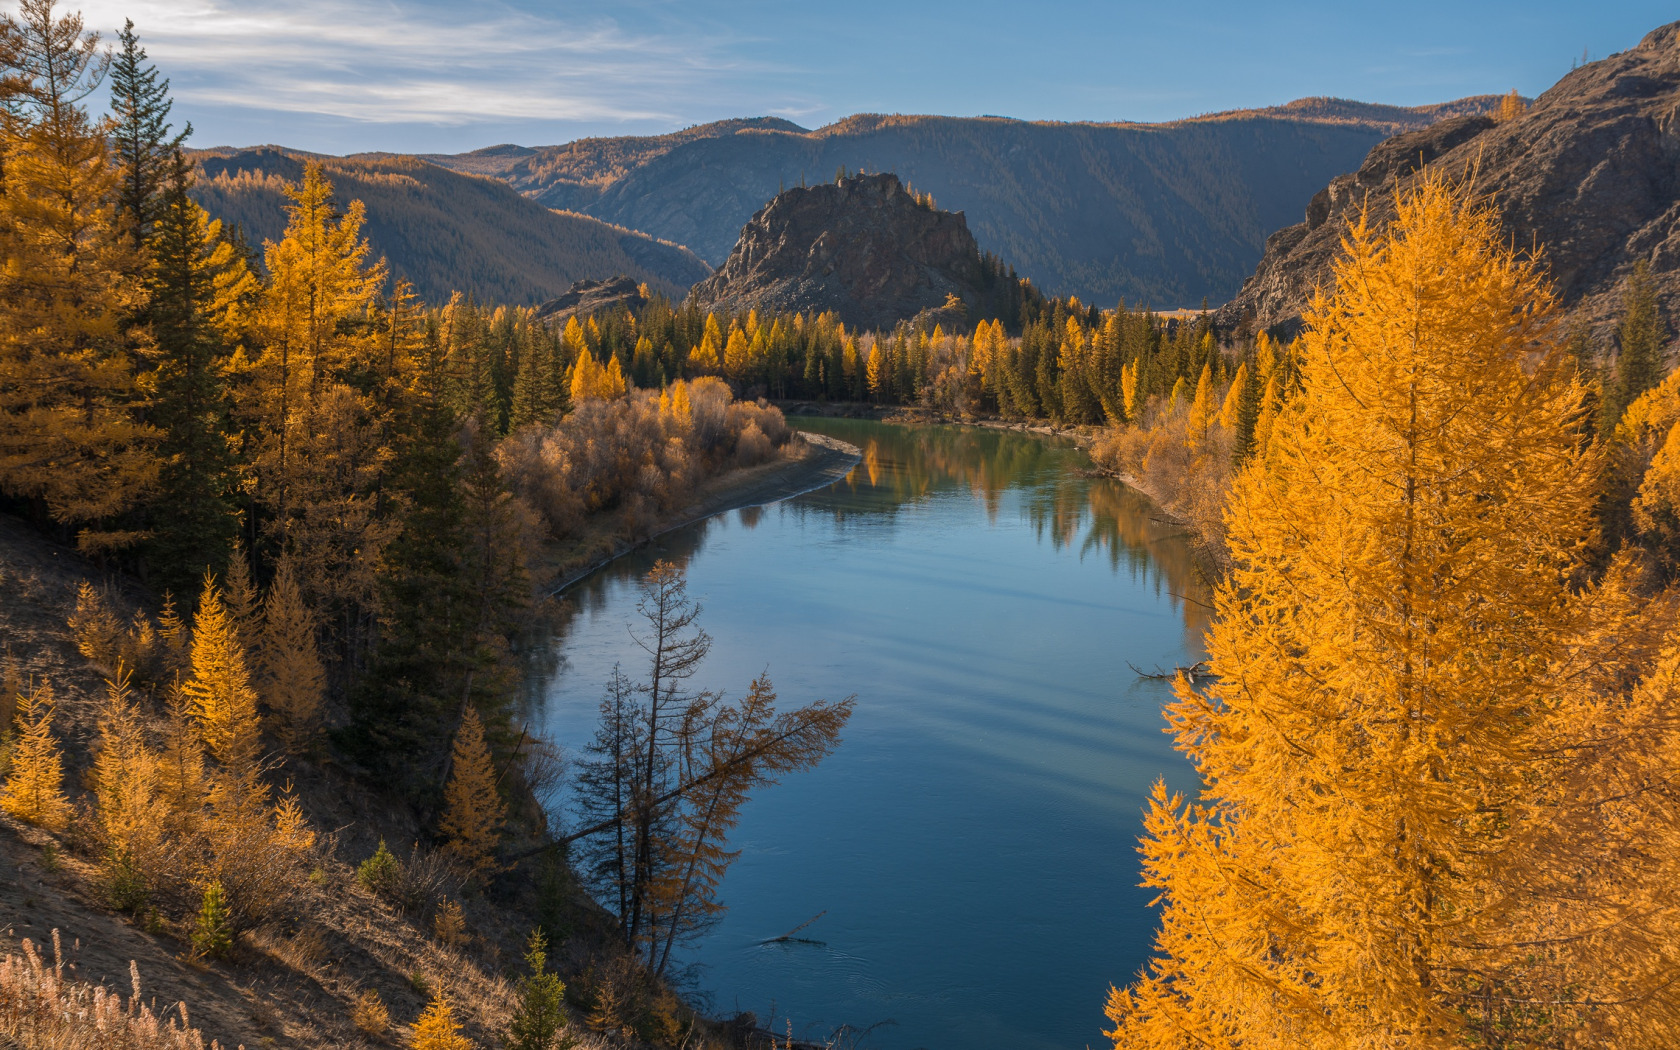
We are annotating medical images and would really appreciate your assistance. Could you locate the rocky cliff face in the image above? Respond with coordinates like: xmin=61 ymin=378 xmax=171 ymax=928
xmin=1220 ymin=22 xmax=1680 ymax=339
xmin=687 ymin=172 xmax=987 ymax=331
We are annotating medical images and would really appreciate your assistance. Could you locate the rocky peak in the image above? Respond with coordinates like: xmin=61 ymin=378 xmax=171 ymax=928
xmin=687 ymin=172 xmax=987 ymax=331
xmin=1219 ymin=20 xmax=1680 ymax=340
xmin=533 ymin=275 xmax=645 ymax=324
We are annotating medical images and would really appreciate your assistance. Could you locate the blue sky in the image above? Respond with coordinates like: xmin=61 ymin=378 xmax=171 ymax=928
xmin=56 ymin=0 xmax=1677 ymax=154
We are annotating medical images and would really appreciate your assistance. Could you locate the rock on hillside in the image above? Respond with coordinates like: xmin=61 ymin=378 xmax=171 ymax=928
xmin=427 ymin=99 xmax=1508 ymax=308
xmin=1220 ymin=22 xmax=1680 ymax=338
xmin=534 ymin=274 xmax=647 ymax=323
xmin=687 ymin=172 xmax=988 ymax=331
xmin=189 ymin=148 xmax=712 ymax=306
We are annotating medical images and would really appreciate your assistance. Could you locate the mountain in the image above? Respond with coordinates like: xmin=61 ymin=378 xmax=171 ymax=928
xmin=1219 ymin=24 xmax=1680 ymax=338
xmin=689 ymin=172 xmax=1000 ymax=331
xmin=188 ymin=149 xmax=713 ymax=306
xmin=424 ymin=97 xmax=1510 ymax=308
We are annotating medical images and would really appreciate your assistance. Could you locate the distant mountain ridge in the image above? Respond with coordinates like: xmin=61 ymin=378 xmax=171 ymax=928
xmin=187 ymin=148 xmax=711 ymax=307
xmin=1218 ymin=24 xmax=1680 ymax=338
xmin=423 ymin=96 xmax=1511 ymax=308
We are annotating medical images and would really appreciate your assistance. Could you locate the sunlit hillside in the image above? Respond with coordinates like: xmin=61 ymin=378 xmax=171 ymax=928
xmin=190 ymin=148 xmax=712 ymax=306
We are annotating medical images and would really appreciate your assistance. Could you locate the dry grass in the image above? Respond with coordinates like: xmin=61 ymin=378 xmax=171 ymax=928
xmin=0 ymin=930 xmax=217 ymax=1050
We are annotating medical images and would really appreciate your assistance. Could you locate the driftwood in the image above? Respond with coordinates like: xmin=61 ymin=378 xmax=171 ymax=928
xmin=1128 ymin=660 xmax=1211 ymax=683
xmin=762 ymin=910 xmax=827 ymax=945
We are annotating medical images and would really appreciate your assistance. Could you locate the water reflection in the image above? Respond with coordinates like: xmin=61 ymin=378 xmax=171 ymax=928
xmin=535 ymin=419 xmax=1210 ymax=1050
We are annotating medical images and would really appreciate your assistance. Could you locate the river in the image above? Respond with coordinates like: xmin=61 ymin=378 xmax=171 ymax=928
xmin=533 ymin=418 xmax=1210 ymax=1050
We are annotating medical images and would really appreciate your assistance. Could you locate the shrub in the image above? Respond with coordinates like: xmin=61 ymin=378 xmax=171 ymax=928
xmin=191 ymin=881 xmax=233 ymax=960
xmin=351 ymin=987 xmax=390 ymax=1039
xmin=358 ymin=839 xmax=404 ymax=902
xmin=432 ymin=898 xmax=467 ymax=950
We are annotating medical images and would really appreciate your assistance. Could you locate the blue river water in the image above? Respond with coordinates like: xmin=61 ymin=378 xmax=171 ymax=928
xmin=533 ymin=418 xmax=1209 ymax=1050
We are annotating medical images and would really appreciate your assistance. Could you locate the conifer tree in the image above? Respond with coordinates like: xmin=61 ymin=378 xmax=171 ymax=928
xmin=437 ymin=705 xmax=506 ymax=876
xmin=182 ymin=576 xmax=262 ymax=768
xmin=0 ymin=0 xmax=158 ymax=553
xmin=0 ymin=680 xmax=70 ymax=831
xmin=1106 ymin=174 xmax=1598 ymax=1049
xmin=507 ymin=929 xmax=568 ymax=1050
xmin=410 ymin=992 xmax=472 ymax=1050
xmin=141 ymin=152 xmax=238 ymax=592
xmin=191 ymin=879 xmax=233 ymax=959
xmin=259 ymin=555 xmax=324 ymax=747
xmin=109 ymin=19 xmax=188 ymax=250
xmin=92 ymin=667 xmax=163 ymax=901
xmin=158 ymin=682 xmax=208 ymax=832
xmin=1601 ymin=261 xmax=1669 ymax=436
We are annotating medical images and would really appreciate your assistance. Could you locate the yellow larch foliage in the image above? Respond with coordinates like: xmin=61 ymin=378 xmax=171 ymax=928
xmin=1185 ymin=364 xmax=1214 ymax=448
xmin=91 ymin=668 xmax=165 ymax=884
xmin=567 ymin=346 xmax=600 ymax=404
xmin=221 ymin=541 xmax=263 ymax=645
xmin=1164 ymin=376 xmax=1186 ymax=413
xmin=866 ymin=345 xmax=884 ymax=399
xmin=723 ymin=324 xmax=751 ymax=378
xmin=158 ymin=684 xmax=208 ymax=833
xmin=68 ymin=581 xmax=123 ymax=666
xmin=0 ymin=1 xmax=156 ymax=555
xmin=688 ymin=314 xmax=723 ymax=374
xmin=1496 ymin=88 xmax=1528 ymax=122
xmin=1120 ymin=361 xmax=1140 ymax=422
xmin=259 ymin=556 xmax=325 ymax=747
xmin=182 ymin=577 xmax=262 ymax=768
xmin=437 ymin=706 xmax=506 ymax=876
xmin=603 ymin=353 xmax=628 ymax=398
xmin=1218 ymin=363 xmax=1246 ymax=429
xmin=1251 ymin=373 xmax=1282 ymax=452
xmin=0 ymin=681 xmax=70 ymax=832
xmin=1106 ymin=173 xmax=1598 ymax=1050
xmin=409 ymin=991 xmax=472 ymax=1050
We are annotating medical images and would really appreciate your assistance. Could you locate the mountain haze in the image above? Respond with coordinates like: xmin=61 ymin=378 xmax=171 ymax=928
xmin=426 ymin=97 xmax=1510 ymax=308
xmin=189 ymin=149 xmax=712 ymax=306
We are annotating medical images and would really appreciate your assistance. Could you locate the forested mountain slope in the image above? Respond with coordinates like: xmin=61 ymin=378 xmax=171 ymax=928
xmin=425 ymin=97 xmax=1507 ymax=307
xmin=189 ymin=149 xmax=712 ymax=305
xmin=1219 ymin=23 xmax=1680 ymax=338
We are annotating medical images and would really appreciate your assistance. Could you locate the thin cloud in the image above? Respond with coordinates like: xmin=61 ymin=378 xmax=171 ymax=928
xmin=43 ymin=0 xmax=788 ymax=126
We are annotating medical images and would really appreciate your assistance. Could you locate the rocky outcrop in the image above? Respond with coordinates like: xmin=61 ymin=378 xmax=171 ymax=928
xmin=533 ymin=275 xmax=646 ymax=323
xmin=1219 ymin=22 xmax=1680 ymax=339
xmin=687 ymin=172 xmax=988 ymax=331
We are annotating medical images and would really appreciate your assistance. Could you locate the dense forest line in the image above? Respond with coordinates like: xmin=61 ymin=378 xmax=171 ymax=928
xmin=0 ymin=6 xmax=846 ymax=1047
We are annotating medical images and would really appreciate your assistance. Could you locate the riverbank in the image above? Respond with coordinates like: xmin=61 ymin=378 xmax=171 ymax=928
xmin=540 ymin=431 xmax=862 ymax=596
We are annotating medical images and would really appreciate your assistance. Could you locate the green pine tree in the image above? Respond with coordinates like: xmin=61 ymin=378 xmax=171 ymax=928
xmin=110 ymin=19 xmax=190 ymax=250
xmin=1602 ymin=261 xmax=1670 ymax=436
xmin=507 ymin=929 xmax=569 ymax=1050
xmin=141 ymin=152 xmax=239 ymax=593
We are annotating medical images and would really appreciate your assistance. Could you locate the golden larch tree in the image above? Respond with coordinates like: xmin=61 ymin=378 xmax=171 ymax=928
xmin=0 ymin=0 xmax=158 ymax=554
xmin=409 ymin=991 xmax=472 ymax=1050
xmin=0 ymin=680 xmax=70 ymax=831
xmin=437 ymin=705 xmax=506 ymax=876
xmin=182 ymin=575 xmax=262 ymax=768
xmin=259 ymin=554 xmax=325 ymax=746
xmin=91 ymin=667 xmax=164 ymax=889
xmin=1106 ymin=173 xmax=1598 ymax=1050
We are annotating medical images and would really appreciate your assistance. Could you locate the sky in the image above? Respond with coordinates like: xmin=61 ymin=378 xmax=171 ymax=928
xmin=42 ymin=0 xmax=1680 ymax=155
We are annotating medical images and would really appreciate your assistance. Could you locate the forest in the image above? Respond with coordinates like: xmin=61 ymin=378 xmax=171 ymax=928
xmin=0 ymin=5 xmax=847 ymax=1047
xmin=4 ymin=0 xmax=1680 ymax=1047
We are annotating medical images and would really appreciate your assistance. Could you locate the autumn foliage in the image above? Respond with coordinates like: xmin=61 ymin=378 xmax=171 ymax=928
xmin=1107 ymin=173 xmax=1680 ymax=1048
